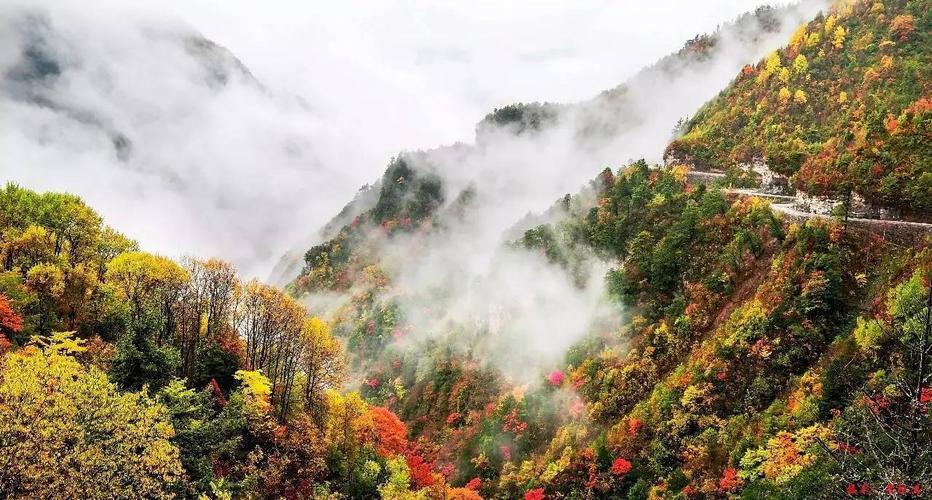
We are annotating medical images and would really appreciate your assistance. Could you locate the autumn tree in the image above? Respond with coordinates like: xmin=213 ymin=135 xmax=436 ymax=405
xmin=177 ymin=258 xmax=239 ymax=379
xmin=235 ymin=280 xmax=305 ymax=420
xmin=834 ymin=269 xmax=932 ymax=488
xmin=0 ymin=293 xmax=22 ymax=350
xmin=0 ymin=333 xmax=183 ymax=497
xmin=106 ymin=251 xmax=189 ymax=344
xmin=301 ymin=316 xmax=345 ymax=421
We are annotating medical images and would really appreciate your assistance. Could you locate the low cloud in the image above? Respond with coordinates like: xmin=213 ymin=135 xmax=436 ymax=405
xmin=294 ymin=1 xmax=826 ymax=383
xmin=0 ymin=0 xmax=821 ymax=280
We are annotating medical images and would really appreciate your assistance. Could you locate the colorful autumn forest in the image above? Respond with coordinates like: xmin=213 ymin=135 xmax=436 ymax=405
xmin=1 ymin=0 xmax=931 ymax=499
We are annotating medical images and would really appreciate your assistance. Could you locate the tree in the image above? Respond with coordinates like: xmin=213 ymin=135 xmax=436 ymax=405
xmin=106 ymin=251 xmax=189 ymax=344
xmin=0 ymin=293 xmax=23 ymax=338
xmin=301 ymin=316 xmax=345 ymax=420
xmin=833 ymin=269 xmax=932 ymax=488
xmin=889 ymin=15 xmax=915 ymax=42
xmin=24 ymin=262 xmax=63 ymax=333
xmin=792 ymin=54 xmax=808 ymax=75
xmin=0 ymin=333 xmax=183 ymax=497
xmin=157 ymin=378 xmax=251 ymax=497
xmin=235 ymin=280 xmax=305 ymax=420
xmin=177 ymin=258 xmax=238 ymax=379
xmin=370 ymin=405 xmax=409 ymax=457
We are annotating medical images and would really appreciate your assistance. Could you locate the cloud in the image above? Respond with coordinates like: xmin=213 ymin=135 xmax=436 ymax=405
xmin=0 ymin=0 xmax=820 ymax=280
xmin=288 ymin=0 xmax=826 ymax=383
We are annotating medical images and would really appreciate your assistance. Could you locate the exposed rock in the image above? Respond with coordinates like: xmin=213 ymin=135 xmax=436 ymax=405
xmin=740 ymin=156 xmax=791 ymax=195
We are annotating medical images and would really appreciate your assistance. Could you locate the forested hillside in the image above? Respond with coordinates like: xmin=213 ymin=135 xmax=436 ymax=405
xmin=0 ymin=184 xmax=473 ymax=499
xmin=1 ymin=0 xmax=931 ymax=499
xmin=667 ymin=0 xmax=931 ymax=214
xmin=284 ymin=0 xmax=932 ymax=497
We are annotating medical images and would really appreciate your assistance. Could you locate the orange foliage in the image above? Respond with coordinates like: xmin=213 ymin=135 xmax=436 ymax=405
xmin=406 ymin=452 xmax=435 ymax=488
xmin=718 ymin=467 xmax=742 ymax=492
xmin=449 ymin=488 xmax=482 ymax=500
xmin=889 ymin=15 xmax=914 ymax=42
xmin=0 ymin=293 xmax=23 ymax=334
xmin=369 ymin=406 xmax=409 ymax=457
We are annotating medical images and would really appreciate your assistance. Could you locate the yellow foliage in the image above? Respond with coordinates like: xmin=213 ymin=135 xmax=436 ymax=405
xmin=235 ymin=369 xmax=272 ymax=411
xmin=794 ymin=90 xmax=808 ymax=105
xmin=741 ymin=426 xmax=830 ymax=484
xmin=778 ymin=67 xmax=790 ymax=83
xmin=325 ymin=390 xmax=374 ymax=453
xmin=805 ymin=32 xmax=821 ymax=48
xmin=853 ymin=316 xmax=884 ymax=353
xmin=838 ymin=91 xmax=848 ymax=104
xmin=789 ymin=26 xmax=807 ymax=50
xmin=778 ymin=87 xmax=791 ymax=104
xmin=881 ymin=55 xmax=894 ymax=70
xmin=671 ymin=164 xmax=689 ymax=184
xmin=823 ymin=15 xmax=837 ymax=34
xmin=832 ymin=26 xmax=846 ymax=49
xmin=0 ymin=333 xmax=183 ymax=497
xmin=792 ymin=54 xmax=808 ymax=75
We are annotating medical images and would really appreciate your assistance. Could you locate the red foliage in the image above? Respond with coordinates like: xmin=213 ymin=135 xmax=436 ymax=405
xmin=525 ymin=488 xmax=545 ymax=500
xmin=369 ymin=406 xmax=409 ymax=457
xmin=548 ymin=370 xmax=565 ymax=387
xmin=920 ymin=387 xmax=932 ymax=404
xmin=209 ymin=378 xmax=228 ymax=407
xmin=610 ymin=457 xmax=632 ymax=476
xmin=465 ymin=477 xmax=481 ymax=491
xmin=837 ymin=442 xmax=861 ymax=454
xmin=500 ymin=445 xmax=512 ymax=462
xmin=502 ymin=408 xmax=528 ymax=434
xmin=405 ymin=452 xmax=435 ymax=488
xmin=214 ymin=327 xmax=246 ymax=360
xmin=846 ymin=483 xmax=857 ymax=496
xmin=682 ymin=485 xmax=697 ymax=497
xmin=719 ymin=467 xmax=742 ymax=492
xmin=0 ymin=294 xmax=23 ymax=334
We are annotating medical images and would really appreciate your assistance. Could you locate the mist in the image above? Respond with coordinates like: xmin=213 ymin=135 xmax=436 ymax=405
xmin=295 ymin=0 xmax=825 ymax=385
xmin=0 ymin=0 xmax=820 ymax=280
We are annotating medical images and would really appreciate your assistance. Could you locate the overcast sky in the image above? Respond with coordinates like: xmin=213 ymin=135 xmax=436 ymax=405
xmin=156 ymin=0 xmax=785 ymax=147
xmin=0 ymin=0 xmax=796 ymax=278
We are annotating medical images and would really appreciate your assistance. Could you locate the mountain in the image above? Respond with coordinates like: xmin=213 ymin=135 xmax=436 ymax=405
xmin=1 ymin=0 xmax=931 ymax=499
xmin=268 ymin=1 xmax=825 ymax=286
xmin=666 ymin=0 xmax=931 ymax=216
xmin=282 ymin=0 xmax=932 ymax=497
xmin=0 ymin=7 xmax=359 ymax=278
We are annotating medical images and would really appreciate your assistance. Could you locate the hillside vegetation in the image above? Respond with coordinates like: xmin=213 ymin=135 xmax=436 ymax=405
xmin=1 ymin=0 xmax=931 ymax=499
xmin=667 ymin=0 xmax=931 ymax=214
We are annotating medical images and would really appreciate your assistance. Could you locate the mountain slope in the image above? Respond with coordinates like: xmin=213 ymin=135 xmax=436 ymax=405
xmin=667 ymin=0 xmax=931 ymax=215
xmin=284 ymin=1 xmax=932 ymax=497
